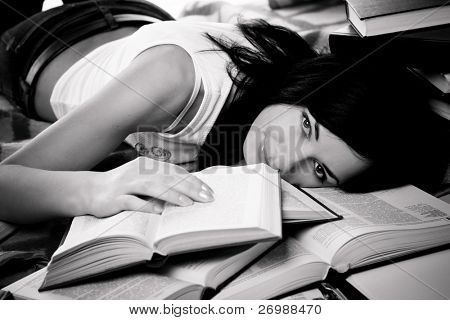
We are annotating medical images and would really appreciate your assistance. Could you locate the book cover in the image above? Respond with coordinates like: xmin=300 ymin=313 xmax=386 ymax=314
xmin=345 ymin=0 xmax=450 ymax=36
xmin=346 ymin=0 xmax=448 ymax=19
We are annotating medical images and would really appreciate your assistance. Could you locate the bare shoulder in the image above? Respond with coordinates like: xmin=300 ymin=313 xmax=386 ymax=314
xmin=130 ymin=45 xmax=195 ymax=102
xmin=123 ymin=44 xmax=197 ymax=127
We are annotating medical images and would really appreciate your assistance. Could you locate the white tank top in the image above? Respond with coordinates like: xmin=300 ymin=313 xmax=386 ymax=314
xmin=50 ymin=21 xmax=248 ymax=164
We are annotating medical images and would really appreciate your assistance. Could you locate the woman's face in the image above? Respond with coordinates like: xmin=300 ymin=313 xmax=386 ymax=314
xmin=244 ymin=104 xmax=370 ymax=187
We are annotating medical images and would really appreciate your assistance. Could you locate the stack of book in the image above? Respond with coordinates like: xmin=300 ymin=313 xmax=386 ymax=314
xmin=2 ymin=163 xmax=450 ymax=300
xmin=329 ymin=0 xmax=450 ymax=110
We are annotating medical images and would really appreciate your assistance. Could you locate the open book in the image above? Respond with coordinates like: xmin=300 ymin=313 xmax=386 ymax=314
xmin=214 ymin=185 xmax=450 ymax=299
xmin=40 ymin=164 xmax=281 ymax=291
xmin=3 ymin=241 xmax=275 ymax=300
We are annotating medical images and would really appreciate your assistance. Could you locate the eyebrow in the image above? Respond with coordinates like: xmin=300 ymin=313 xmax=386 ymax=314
xmin=322 ymin=163 xmax=340 ymax=185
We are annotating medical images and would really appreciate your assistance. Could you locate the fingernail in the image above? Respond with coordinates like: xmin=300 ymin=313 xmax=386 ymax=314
xmin=154 ymin=203 xmax=164 ymax=212
xmin=199 ymin=190 xmax=214 ymax=202
xmin=179 ymin=195 xmax=193 ymax=206
xmin=202 ymin=184 xmax=214 ymax=195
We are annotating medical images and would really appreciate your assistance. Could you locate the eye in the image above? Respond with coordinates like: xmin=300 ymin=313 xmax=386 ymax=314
xmin=301 ymin=112 xmax=311 ymax=138
xmin=313 ymin=160 xmax=326 ymax=182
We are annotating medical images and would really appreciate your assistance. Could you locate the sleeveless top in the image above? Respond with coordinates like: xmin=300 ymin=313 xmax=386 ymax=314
xmin=50 ymin=21 xmax=248 ymax=164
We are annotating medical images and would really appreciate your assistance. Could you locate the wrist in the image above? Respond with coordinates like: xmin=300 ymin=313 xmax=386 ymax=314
xmin=66 ymin=171 xmax=101 ymax=217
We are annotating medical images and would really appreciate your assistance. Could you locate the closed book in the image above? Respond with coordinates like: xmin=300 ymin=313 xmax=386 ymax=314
xmin=329 ymin=24 xmax=450 ymax=69
xmin=346 ymin=0 xmax=450 ymax=36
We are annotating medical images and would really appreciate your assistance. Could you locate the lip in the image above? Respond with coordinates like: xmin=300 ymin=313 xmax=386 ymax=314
xmin=259 ymin=135 xmax=271 ymax=167
xmin=259 ymin=143 xmax=267 ymax=164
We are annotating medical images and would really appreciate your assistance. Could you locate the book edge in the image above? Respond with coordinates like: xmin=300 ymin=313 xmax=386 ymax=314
xmin=346 ymin=0 xmax=448 ymax=19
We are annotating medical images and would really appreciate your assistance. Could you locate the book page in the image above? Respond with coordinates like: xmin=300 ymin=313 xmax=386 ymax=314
xmin=158 ymin=241 xmax=275 ymax=288
xmin=295 ymin=186 xmax=450 ymax=266
xmin=282 ymin=180 xmax=324 ymax=211
xmin=281 ymin=180 xmax=338 ymax=221
xmin=213 ymin=237 xmax=328 ymax=299
xmin=55 ymin=210 xmax=160 ymax=255
xmin=4 ymin=267 xmax=201 ymax=300
xmin=281 ymin=288 xmax=325 ymax=300
xmin=347 ymin=249 xmax=450 ymax=300
xmin=153 ymin=168 xmax=265 ymax=250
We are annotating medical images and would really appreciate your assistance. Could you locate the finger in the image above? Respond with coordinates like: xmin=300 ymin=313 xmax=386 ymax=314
xmin=154 ymin=184 xmax=197 ymax=206
xmin=132 ymin=181 xmax=196 ymax=207
xmin=157 ymin=162 xmax=214 ymax=195
xmin=119 ymin=195 xmax=164 ymax=214
xmin=128 ymin=174 xmax=214 ymax=205
xmin=168 ymin=175 xmax=215 ymax=203
xmin=183 ymin=174 xmax=215 ymax=195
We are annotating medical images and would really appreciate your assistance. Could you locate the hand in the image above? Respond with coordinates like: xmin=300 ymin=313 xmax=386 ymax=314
xmin=86 ymin=157 xmax=214 ymax=218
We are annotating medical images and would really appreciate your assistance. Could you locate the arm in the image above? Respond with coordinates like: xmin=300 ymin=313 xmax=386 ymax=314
xmin=0 ymin=165 xmax=95 ymax=224
xmin=0 ymin=45 xmax=213 ymax=224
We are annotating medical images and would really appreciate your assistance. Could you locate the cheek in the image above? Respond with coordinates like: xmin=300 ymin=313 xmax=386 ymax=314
xmin=245 ymin=105 xmax=304 ymax=165
xmin=243 ymin=123 xmax=265 ymax=164
xmin=243 ymin=108 xmax=279 ymax=163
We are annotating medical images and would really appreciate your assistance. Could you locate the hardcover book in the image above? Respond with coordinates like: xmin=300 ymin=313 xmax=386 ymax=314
xmin=345 ymin=0 xmax=450 ymax=36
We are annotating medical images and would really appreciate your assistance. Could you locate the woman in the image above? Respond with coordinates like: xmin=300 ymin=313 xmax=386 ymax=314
xmin=0 ymin=1 xmax=447 ymax=224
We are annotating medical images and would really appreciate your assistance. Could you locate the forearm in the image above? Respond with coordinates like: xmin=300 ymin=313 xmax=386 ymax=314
xmin=0 ymin=165 xmax=96 ymax=224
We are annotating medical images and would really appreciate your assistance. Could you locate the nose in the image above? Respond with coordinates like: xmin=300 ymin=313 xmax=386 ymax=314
xmin=264 ymin=129 xmax=304 ymax=174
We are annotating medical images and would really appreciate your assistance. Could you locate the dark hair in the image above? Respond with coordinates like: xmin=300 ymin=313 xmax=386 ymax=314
xmin=202 ymin=19 xmax=449 ymax=192
xmin=294 ymin=58 xmax=449 ymax=193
